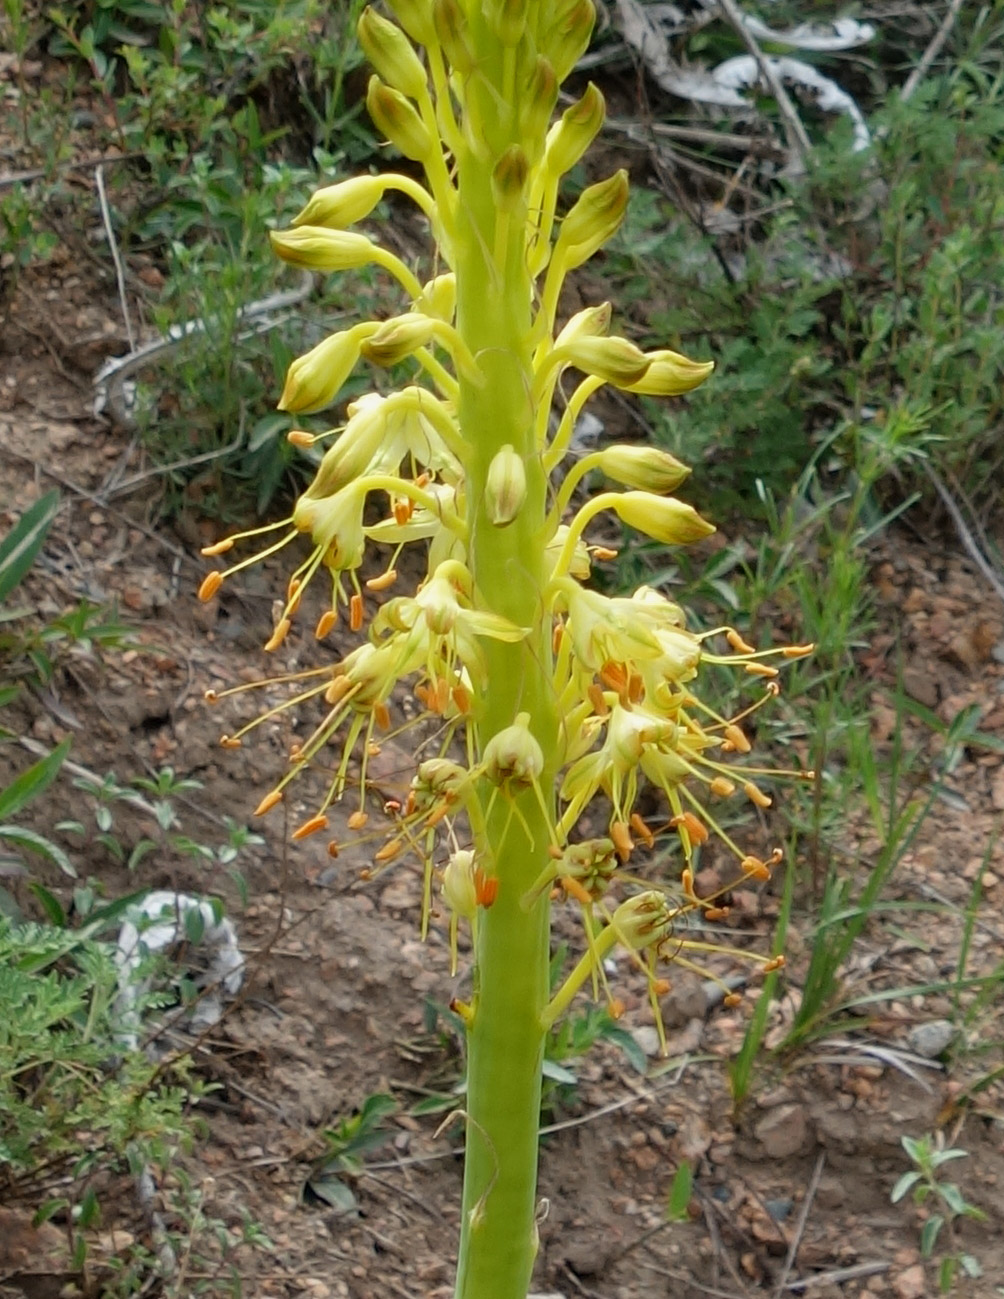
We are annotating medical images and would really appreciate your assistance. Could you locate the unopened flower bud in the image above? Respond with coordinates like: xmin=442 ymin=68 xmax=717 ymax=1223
xmin=278 ymin=326 xmax=370 ymax=413
xmin=415 ymin=272 xmax=456 ymax=322
xmin=483 ymin=712 xmax=545 ymax=786
xmin=270 ymin=226 xmax=385 ymax=272
xmin=291 ymin=176 xmax=387 ymax=228
xmin=387 ymin=0 xmax=435 ymax=46
xmin=433 ymin=0 xmax=475 ymax=76
xmin=358 ymin=7 xmax=428 ymax=101
xmin=485 ymin=444 xmax=526 ymax=527
xmin=554 ymin=301 xmax=611 ymax=347
xmin=611 ymin=492 xmax=715 ymax=544
xmin=366 ymin=76 xmax=433 ymax=161
xmin=623 ymin=349 xmax=714 ymax=396
xmin=487 ymin=0 xmax=529 ymax=45
xmin=491 ymin=145 xmax=530 ymax=212
xmin=611 ymin=890 xmax=674 ymax=951
xmin=442 ymin=850 xmax=479 ymax=919
xmin=414 ymin=758 xmax=470 ymax=802
xmin=544 ymin=82 xmax=605 ymax=179
xmin=559 ymin=336 xmax=650 ymax=386
xmin=306 ymin=398 xmax=387 ymax=497
xmin=596 ymin=445 xmax=691 ymax=493
xmin=556 ymin=170 xmax=629 ymax=268
xmin=519 ymin=58 xmax=558 ymax=156
xmin=361 ymin=313 xmax=437 ymax=366
xmin=546 ymin=0 xmax=596 ymax=82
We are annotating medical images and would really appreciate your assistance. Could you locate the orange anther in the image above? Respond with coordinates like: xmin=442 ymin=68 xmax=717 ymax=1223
xmin=287 ymin=576 xmax=301 ymax=601
xmin=219 ymin=735 xmax=242 ymax=750
xmin=709 ymin=776 xmax=735 ymax=797
xmin=393 ymin=498 xmax=413 ymax=526
xmin=671 ymin=811 xmax=708 ymax=845
xmin=253 ymin=790 xmax=283 ymax=817
xmin=782 ymin=643 xmax=815 ymax=658
xmin=610 ymin=820 xmax=634 ymax=862
xmin=324 ymin=674 xmax=351 ymax=705
xmin=327 ymin=840 xmax=340 ymax=858
xmin=348 ymin=810 xmax=369 ymax=830
xmin=726 ymin=628 xmax=756 ymax=654
xmin=198 ymin=571 xmax=223 ymax=602
xmin=424 ymin=803 xmax=450 ymax=828
xmin=592 ymin=546 xmax=618 ymax=561
xmin=475 ymin=870 xmax=499 ymax=908
xmin=375 ymin=837 xmax=404 ymax=863
xmin=452 ymin=683 xmax=472 ymax=714
xmin=435 ymin=678 xmax=451 ymax=713
xmin=740 ymin=855 xmax=771 ymax=882
xmin=744 ymin=662 xmax=779 ymax=678
xmin=762 ymin=955 xmax=785 ymax=973
xmin=349 ymin=592 xmax=364 ymax=631
xmin=366 ymin=569 xmax=398 ymax=592
xmin=552 ymin=621 xmax=564 ymax=654
xmin=315 ymin=609 xmax=337 ymax=639
xmin=415 ymin=472 xmax=430 ymax=487
xmin=600 ymin=660 xmax=628 ymax=692
xmin=681 ymin=867 xmax=697 ymax=900
xmin=548 ymin=844 xmax=564 ymax=860
xmin=287 ymin=429 xmax=315 ymax=447
xmin=204 ymin=689 xmax=219 ymax=704
xmin=201 ymin=538 xmax=235 ymax=557
xmin=627 ymin=671 xmax=644 ymax=704
xmin=561 ymin=875 xmax=592 ymax=905
xmin=629 ymin=813 xmax=654 ymax=848
xmin=587 ymin=682 xmax=609 ymax=716
xmin=724 ymin=724 xmax=751 ymax=753
xmin=608 ymin=997 xmax=625 ymax=1019
xmin=704 ymin=906 xmax=729 ymax=922
xmin=653 ymin=978 xmax=671 ymax=996
xmin=743 ymin=780 xmax=772 ymax=809
xmin=373 ymin=702 xmax=391 ymax=730
xmin=264 ymin=617 xmax=292 ymax=653
xmin=723 ymin=992 xmax=742 ymax=1008
xmin=292 ymin=813 xmax=329 ymax=840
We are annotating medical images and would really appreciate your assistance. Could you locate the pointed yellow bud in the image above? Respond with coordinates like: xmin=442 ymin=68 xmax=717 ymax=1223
xmin=518 ymin=57 xmax=558 ymax=155
xmin=366 ymin=76 xmax=432 ymax=161
xmin=554 ymin=301 xmax=612 ymax=347
xmin=491 ymin=145 xmax=530 ymax=212
xmin=483 ymin=712 xmax=545 ymax=786
xmin=544 ymin=82 xmax=605 ymax=179
xmin=415 ymin=272 xmax=456 ymax=322
xmin=485 ymin=444 xmax=527 ymax=526
xmin=278 ymin=326 xmax=370 ymax=413
xmin=623 ymin=350 xmax=715 ymax=396
xmin=596 ymin=445 xmax=691 ymax=493
xmin=556 ymin=170 xmax=630 ymax=269
xmin=360 ymin=313 xmax=436 ymax=366
xmin=559 ymin=336 xmax=650 ymax=386
xmin=486 ymin=0 xmax=529 ymax=45
xmin=432 ymin=0 xmax=475 ymax=76
xmin=387 ymin=0 xmax=435 ymax=46
xmin=610 ymin=492 xmax=715 ymax=544
xmin=358 ymin=7 xmax=428 ymax=101
xmin=291 ymin=176 xmax=387 ymax=228
xmin=546 ymin=0 xmax=597 ymax=82
xmin=270 ymin=226 xmax=385 ymax=272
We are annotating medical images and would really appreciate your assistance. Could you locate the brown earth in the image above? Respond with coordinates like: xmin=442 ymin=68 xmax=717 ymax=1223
xmin=3 ymin=207 xmax=1004 ymax=1299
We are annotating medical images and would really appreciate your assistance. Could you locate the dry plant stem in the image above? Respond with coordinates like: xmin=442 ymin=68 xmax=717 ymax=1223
xmin=715 ymin=0 xmax=811 ymax=161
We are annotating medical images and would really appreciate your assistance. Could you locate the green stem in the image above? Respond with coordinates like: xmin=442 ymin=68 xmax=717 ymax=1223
xmin=452 ymin=21 xmax=557 ymax=1299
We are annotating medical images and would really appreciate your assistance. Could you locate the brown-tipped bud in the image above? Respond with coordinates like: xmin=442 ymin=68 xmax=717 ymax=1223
xmin=270 ymin=226 xmax=385 ymax=273
xmin=546 ymin=0 xmax=596 ymax=81
xmin=484 ymin=444 xmax=527 ymax=527
xmin=432 ymin=0 xmax=475 ymax=75
xmin=596 ymin=445 xmax=691 ymax=493
xmin=366 ymin=76 xmax=433 ymax=161
xmin=358 ymin=7 xmax=428 ymax=101
xmin=491 ymin=145 xmax=530 ymax=213
xmin=518 ymin=57 xmax=558 ymax=153
xmin=487 ymin=0 xmax=529 ymax=45
xmin=559 ymin=335 xmax=650 ymax=385
xmin=557 ymin=170 xmax=629 ymax=267
xmin=360 ymin=313 xmax=436 ymax=366
xmin=544 ymin=81 xmax=605 ymax=179
xmin=610 ymin=492 xmax=716 ymax=545
xmin=198 ymin=571 xmax=223 ymax=602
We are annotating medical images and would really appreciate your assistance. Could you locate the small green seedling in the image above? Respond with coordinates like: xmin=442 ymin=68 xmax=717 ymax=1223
xmin=892 ymin=1133 xmax=986 ymax=1292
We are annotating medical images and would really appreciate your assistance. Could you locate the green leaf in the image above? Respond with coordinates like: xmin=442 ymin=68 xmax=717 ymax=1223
xmin=1 ymin=825 xmax=77 ymax=877
xmin=890 ymin=1170 xmax=923 ymax=1203
xmin=77 ymin=1187 xmax=100 ymax=1229
xmin=183 ymin=905 xmax=206 ymax=944
xmin=938 ymin=1255 xmax=956 ymax=1293
xmin=307 ymin=1176 xmax=357 ymax=1213
xmin=541 ymin=1059 xmax=578 ymax=1085
xmin=0 ymin=739 xmax=71 ymax=821
xmin=0 ymin=490 xmax=60 ymax=603
xmin=28 ymin=882 xmax=66 ymax=926
xmin=938 ymin=1182 xmax=968 ymax=1215
xmin=666 ymin=1161 xmax=692 ymax=1222
xmin=601 ymin=1023 xmax=648 ymax=1074
xmin=960 ymin=1254 xmax=982 ymax=1278
xmin=920 ymin=1213 xmax=944 ymax=1256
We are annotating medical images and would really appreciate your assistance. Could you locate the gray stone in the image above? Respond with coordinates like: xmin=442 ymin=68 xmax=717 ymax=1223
xmin=907 ymin=1019 xmax=956 ymax=1059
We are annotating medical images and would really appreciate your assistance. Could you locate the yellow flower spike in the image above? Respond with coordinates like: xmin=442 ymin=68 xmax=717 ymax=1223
xmin=484 ymin=444 xmax=527 ymax=527
xmin=366 ymin=76 xmax=433 ymax=162
xmin=357 ymin=7 xmax=429 ymax=102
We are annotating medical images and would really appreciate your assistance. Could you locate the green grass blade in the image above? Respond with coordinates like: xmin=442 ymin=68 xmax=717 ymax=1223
xmin=0 ymin=490 xmax=60 ymax=603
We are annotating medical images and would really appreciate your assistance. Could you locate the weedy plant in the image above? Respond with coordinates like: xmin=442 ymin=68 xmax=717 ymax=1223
xmin=200 ymin=3 xmax=812 ymax=1293
xmin=892 ymin=1133 xmax=986 ymax=1292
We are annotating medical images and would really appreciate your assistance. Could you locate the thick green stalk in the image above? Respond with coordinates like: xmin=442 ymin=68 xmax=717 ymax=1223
xmin=453 ymin=22 xmax=557 ymax=1298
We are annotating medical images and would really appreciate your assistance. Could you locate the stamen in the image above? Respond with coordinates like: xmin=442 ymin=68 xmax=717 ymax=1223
xmin=744 ymin=662 xmax=779 ymax=678
xmin=293 ymin=813 xmax=329 ymax=840
xmin=743 ymin=780 xmax=772 ymax=809
xmin=219 ymin=735 xmax=242 ymax=750
xmin=327 ymin=840 xmax=340 ymax=858
xmin=287 ymin=430 xmax=315 ymax=447
xmin=375 ymin=837 xmax=404 ymax=863
xmin=366 ymin=569 xmax=398 ymax=592
xmin=782 ymin=643 xmax=814 ymax=657
xmin=374 ymin=702 xmax=391 ymax=730
xmin=198 ymin=571 xmax=223 ymax=602
xmin=610 ymin=820 xmax=633 ymax=861
xmin=264 ymin=617 xmax=292 ymax=652
xmin=201 ymin=538 xmax=235 ymax=557
xmin=726 ymin=628 xmax=756 ymax=654
xmin=591 ymin=546 xmax=617 ymax=561
xmin=724 ymin=723 xmax=751 ymax=753
xmin=348 ymin=809 xmax=369 ymax=830
xmin=254 ymin=790 xmax=283 ymax=816
xmin=350 ymin=593 xmax=364 ymax=631
xmin=709 ymin=776 xmax=735 ymax=797
xmin=629 ymin=813 xmax=654 ymax=847
xmin=316 ymin=609 xmax=337 ymax=639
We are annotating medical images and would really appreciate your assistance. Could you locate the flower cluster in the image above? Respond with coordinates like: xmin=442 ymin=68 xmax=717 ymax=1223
xmin=200 ymin=0 xmax=812 ymax=1025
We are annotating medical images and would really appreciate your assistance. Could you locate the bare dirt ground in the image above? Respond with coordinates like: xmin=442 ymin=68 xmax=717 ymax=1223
xmin=3 ymin=236 xmax=1004 ymax=1299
